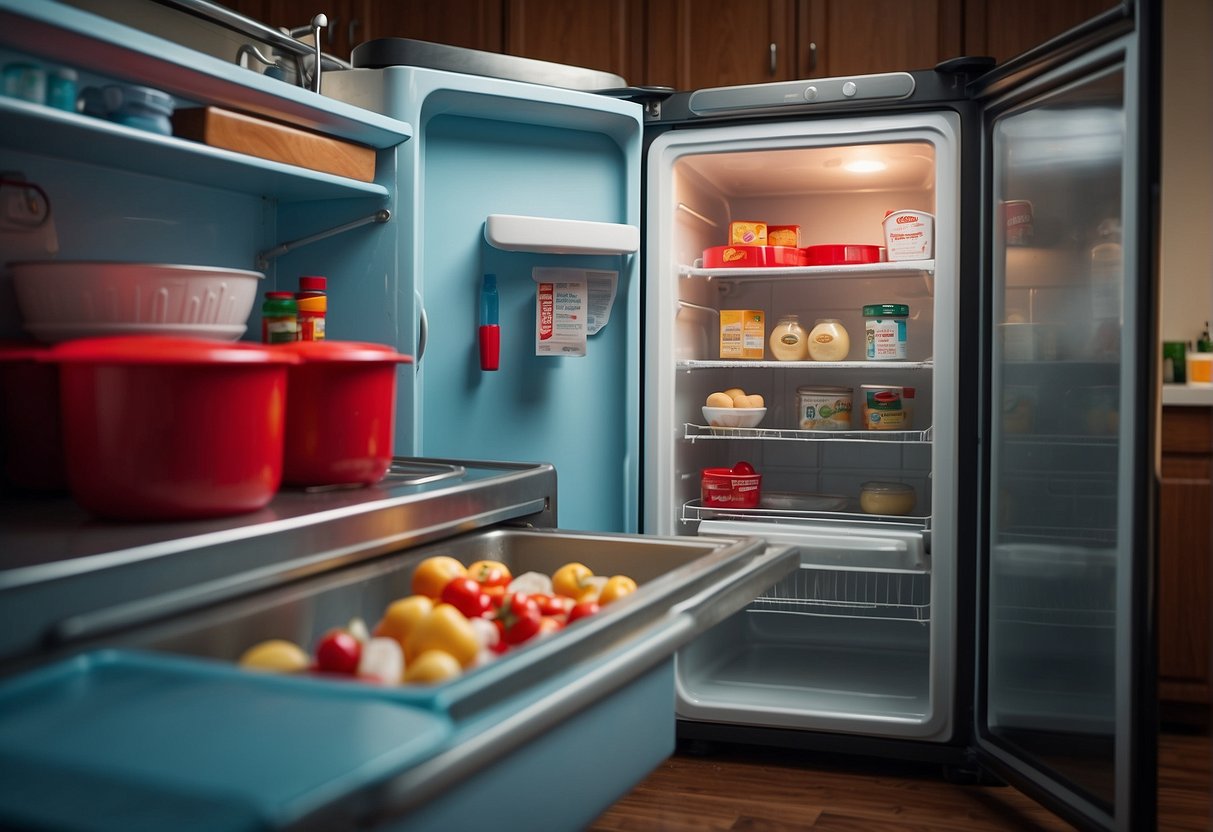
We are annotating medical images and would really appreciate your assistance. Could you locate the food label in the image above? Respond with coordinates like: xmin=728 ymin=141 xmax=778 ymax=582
xmin=861 ymin=386 xmax=909 ymax=431
xmin=798 ymin=391 xmax=853 ymax=430
xmin=729 ymin=221 xmax=767 ymax=245
xmin=865 ymin=317 xmax=907 ymax=359
xmin=882 ymin=210 xmax=934 ymax=261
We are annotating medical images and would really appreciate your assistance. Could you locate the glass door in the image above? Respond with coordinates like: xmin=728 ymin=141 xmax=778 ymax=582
xmin=975 ymin=7 xmax=1158 ymax=830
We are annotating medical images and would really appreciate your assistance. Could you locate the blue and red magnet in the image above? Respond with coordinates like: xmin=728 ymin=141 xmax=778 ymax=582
xmin=479 ymin=273 xmax=499 ymax=371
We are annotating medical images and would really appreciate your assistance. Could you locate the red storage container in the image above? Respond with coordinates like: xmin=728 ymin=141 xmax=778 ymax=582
xmin=702 ymin=245 xmax=807 ymax=269
xmin=276 ymin=341 xmax=413 ymax=487
xmin=700 ymin=467 xmax=762 ymax=509
xmin=43 ymin=336 xmax=298 ymax=520
xmin=0 ymin=342 xmax=66 ymax=493
xmin=802 ymin=244 xmax=883 ymax=266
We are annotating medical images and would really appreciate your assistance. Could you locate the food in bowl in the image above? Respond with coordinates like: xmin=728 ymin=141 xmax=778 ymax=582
xmin=702 ymin=406 xmax=766 ymax=429
xmin=859 ymin=481 xmax=917 ymax=516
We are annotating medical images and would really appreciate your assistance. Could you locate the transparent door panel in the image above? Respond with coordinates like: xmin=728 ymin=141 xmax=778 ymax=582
xmin=986 ymin=64 xmax=1126 ymax=811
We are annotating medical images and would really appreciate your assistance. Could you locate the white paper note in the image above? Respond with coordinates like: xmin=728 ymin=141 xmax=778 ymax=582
xmin=533 ymin=267 xmax=618 ymax=356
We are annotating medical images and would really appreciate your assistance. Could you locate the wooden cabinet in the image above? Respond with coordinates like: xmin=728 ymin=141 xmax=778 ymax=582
xmin=505 ymin=0 xmax=643 ymax=84
xmin=962 ymin=0 xmax=1119 ymax=66
xmin=645 ymin=0 xmax=796 ymax=90
xmin=795 ymin=0 xmax=963 ymax=78
xmin=369 ymin=1 xmax=504 ymax=53
xmin=1158 ymin=406 xmax=1213 ymax=724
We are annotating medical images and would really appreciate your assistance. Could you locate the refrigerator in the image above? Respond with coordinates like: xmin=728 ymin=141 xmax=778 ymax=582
xmin=0 ymin=0 xmax=1157 ymax=830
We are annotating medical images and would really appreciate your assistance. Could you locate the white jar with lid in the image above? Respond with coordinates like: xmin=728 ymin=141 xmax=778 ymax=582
xmin=859 ymin=481 xmax=917 ymax=515
xmin=808 ymin=318 xmax=850 ymax=361
xmin=769 ymin=315 xmax=808 ymax=361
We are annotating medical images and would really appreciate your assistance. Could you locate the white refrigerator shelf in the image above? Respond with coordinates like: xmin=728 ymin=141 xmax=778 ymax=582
xmin=685 ymin=424 xmax=933 ymax=443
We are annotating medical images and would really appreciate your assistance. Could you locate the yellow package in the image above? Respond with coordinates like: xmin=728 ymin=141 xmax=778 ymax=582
xmin=729 ymin=221 xmax=767 ymax=245
xmin=767 ymin=225 xmax=801 ymax=247
xmin=720 ymin=310 xmax=765 ymax=359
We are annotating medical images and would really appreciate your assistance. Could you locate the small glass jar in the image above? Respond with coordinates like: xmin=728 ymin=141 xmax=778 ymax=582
xmin=808 ymin=318 xmax=850 ymax=361
xmin=768 ymin=314 xmax=808 ymax=361
xmin=859 ymin=481 xmax=917 ymax=516
xmin=261 ymin=291 xmax=298 ymax=344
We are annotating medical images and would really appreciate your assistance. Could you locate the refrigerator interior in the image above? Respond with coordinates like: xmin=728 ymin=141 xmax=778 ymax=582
xmin=645 ymin=114 xmax=961 ymax=740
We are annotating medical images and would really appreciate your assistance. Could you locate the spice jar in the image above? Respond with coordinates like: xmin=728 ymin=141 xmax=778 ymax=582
xmin=769 ymin=315 xmax=808 ymax=360
xmin=261 ymin=291 xmax=298 ymax=344
xmin=295 ymin=275 xmax=327 ymax=341
xmin=808 ymin=318 xmax=849 ymax=361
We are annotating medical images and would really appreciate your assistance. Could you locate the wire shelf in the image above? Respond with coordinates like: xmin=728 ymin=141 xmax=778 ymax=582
xmin=750 ymin=568 xmax=931 ymax=622
xmin=676 ymin=358 xmax=934 ymax=371
xmin=685 ymin=424 xmax=933 ymax=443
xmin=682 ymin=499 xmax=931 ymax=532
xmin=679 ymin=260 xmax=935 ymax=280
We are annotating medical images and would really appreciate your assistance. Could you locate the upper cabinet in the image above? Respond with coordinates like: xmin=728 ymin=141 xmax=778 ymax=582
xmin=646 ymin=0 xmax=796 ymax=90
xmin=962 ymin=0 xmax=1121 ymax=65
xmin=233 ymin=0 xmax=1120 ymax=87
xmin=795 ymin=0 xmax=963 ymax=78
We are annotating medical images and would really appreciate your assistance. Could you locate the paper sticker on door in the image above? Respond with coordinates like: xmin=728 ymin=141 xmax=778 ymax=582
xmin=533 ymin=268 xmax=617 ymax=356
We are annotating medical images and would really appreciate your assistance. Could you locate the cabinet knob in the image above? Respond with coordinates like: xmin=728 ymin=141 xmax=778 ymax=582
xmin=769 ymin=43 xmax=777 ymax=76
xmin=808 ymin=41 xmax=818 ymax=74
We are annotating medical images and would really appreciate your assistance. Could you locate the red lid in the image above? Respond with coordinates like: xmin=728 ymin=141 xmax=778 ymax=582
xmin=276 ymin=340 xmax=413 ymax=364
xmin=0 ymin=340 xmax=48 ymax=362
xmin=265 ymin=291 xmax=295 ymax=299
xmin=802 ymin=244 xmax=882 ymax=266
xmin=299 ymin=276 xmax=327 ymax=291
xmin=42 ymin=336 xmax=301 ymax=365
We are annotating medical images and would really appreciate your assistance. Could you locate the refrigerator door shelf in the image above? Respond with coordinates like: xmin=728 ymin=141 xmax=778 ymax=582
xmin=697 ymin=518 xmax=928 ymax=572
xmin=484 ymin=213 xmax=640 ymax=255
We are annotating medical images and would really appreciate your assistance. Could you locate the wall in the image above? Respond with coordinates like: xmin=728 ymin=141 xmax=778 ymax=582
xmin=1159 ymin=0 xmax=1213 ymax=344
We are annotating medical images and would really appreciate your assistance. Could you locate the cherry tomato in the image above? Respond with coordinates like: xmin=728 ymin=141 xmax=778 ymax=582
xmin=494 ymin=591 xmax=543 ymax=645
xmin=537 ymin=616 xmax=565 ymax=637
xmin=531 ymin=592 xmax=574 ymax=617
xmin=732 ymin=461 xmax=756 ymax=474
xmin=411 ymin=556 xmax=467 ymax=599
xmin=466 ymin=559 xmax=512 ymax=589
xmin=566 ymin=600 xmax=600 ymax=624
xmin=598 ymin=575 xmax=638 ymax=606
xmin=314 ymin=628 xmax=362 ymax=675
xmin=441 ymin=576 xmax=494 ymax=618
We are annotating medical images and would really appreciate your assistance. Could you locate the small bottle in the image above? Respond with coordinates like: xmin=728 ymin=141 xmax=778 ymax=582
xmin=479 ymin=273 xmax=500 ymax=370
xmin=1198 ymin=322 xmax=1212 ymax=354
xmin=768 ymin=314 xmax=807 ymax=361
xmin=808 ymin=318 xmax=850 ymax=361
xmin=295 ymin=275 xmax=327 ymax=341
xmin=261 ymin=291 xmax=298 ymax=344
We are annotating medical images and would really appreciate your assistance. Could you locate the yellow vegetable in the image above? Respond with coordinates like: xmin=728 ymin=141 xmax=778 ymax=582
xmin=373 ymin=595 xmax=434 ymax=651
xmin=411 ymin=555 xmax=467 ymax=598
xmin=405 ymin=603 xmax=480 ymax=667
xmin=598 ymin=575 xmax=638 ymax=605
xmin=238 ymin=639 xmax=310 ymax=673
xmin=552 ymin=562 xmax=594 ymax=600
xmin=404 ymin=649 xmax=463 ymax=684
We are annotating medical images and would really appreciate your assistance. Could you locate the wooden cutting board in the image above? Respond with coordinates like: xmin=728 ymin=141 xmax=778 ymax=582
xmin=172 ymin=106 xmax=376 ymax=183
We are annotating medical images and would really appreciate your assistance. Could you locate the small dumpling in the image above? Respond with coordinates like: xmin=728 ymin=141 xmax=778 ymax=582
xmin=706 ymin=392 xmax=734 ymax=408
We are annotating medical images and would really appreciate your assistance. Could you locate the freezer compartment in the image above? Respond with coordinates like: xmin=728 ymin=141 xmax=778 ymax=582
xmin=0 ymin=528 xmax=798 ymax=831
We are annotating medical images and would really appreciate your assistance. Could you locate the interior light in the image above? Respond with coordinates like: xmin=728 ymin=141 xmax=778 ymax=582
xmin=843 ymin=159 xmax=887 ymax=173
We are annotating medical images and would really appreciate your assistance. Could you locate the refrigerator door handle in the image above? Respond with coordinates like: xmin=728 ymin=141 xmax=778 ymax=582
xmin=415 ymin=290 xmax=428 ymax=363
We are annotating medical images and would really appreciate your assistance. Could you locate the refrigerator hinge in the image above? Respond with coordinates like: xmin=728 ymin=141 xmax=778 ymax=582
xmin=644 ymin=99 xmax=662 ymax=120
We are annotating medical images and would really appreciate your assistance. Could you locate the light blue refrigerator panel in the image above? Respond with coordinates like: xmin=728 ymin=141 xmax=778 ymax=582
xmin=419 ymin=114 xmax=638 ymax=532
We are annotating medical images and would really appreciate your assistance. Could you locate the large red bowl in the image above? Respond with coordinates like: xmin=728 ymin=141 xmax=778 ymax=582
xmin=0 ymin=342 xmax=66 ymax=493
xmin=276 ymin=341 xmax=413 ymax=487
xmin=43 ymin=336 xmax=298 ymax=520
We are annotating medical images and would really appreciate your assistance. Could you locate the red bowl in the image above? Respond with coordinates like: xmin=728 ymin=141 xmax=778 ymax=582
xmin=0 ymin=342 xmax=66 ymax=493
xmin=701 ymin=467 xmax=762 ymax=509
xmin=702 ymin=245 xmax=807 ymax=269
xmin=43 ymin=336 xmax=298 ymax=520
xmin=802 ymin=244 xmax=882 ymax=266
xmin=276 ymin=341 xmax=413 ymax=487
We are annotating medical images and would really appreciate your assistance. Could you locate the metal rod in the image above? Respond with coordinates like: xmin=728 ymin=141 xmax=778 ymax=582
xmin=257 ymin=208 xmax=391 ymax=270
xmin=677 ymin=299 xmax=719 ymax=316
xmin=676 ymin=202 xmax=719 ymax=228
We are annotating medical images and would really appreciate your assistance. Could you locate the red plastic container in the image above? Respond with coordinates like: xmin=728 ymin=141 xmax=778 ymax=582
xmin=0 ymin=342 xmax=66 ymax=493
xmin=43 ymin=336 xmax=298 ymax=520
xmin=802 ymin=244 xmax=882 ymax=266
xmin=702 ymin=245 xmax=807 ymax=269
xmin=277 ymin=341 xmax=413 ymax=487
xmin=700 ymin=467 xmax=762 ymax=509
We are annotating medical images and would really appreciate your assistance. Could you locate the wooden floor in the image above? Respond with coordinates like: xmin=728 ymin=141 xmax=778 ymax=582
xmin=589 ymin=730 xmax=1210 ymax=831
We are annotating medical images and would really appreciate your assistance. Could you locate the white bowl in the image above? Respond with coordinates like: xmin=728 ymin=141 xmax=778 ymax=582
xmin=10 ymin=261 xmax=263 ymax=343
xmin=702 ymin=406 xmax=766 ymax=429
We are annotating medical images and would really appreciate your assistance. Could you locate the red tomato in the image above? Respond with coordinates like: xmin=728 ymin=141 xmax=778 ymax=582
xmin=441 ymin=576 xmax=493 ymax=618
xmin=732 ymin=461 xmax=756 ymax=474
xmin=314 ymin=628 xmax=362 ymax=675
xmin=494 ymin=592 xmax=543 ymax=645
xmin=567 ymin=600 xmax=600 ymax=624
xmin=466 ymin=559 xmax=512 ymax=589
xmin=531 ymin=592 xmax=574 ymax=617
xmin=537 ymin=616 xmax=565 ymax=637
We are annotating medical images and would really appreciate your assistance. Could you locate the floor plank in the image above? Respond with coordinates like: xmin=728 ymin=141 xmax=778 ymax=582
xmin=589 ymin=731 xmax=1210 ymax=831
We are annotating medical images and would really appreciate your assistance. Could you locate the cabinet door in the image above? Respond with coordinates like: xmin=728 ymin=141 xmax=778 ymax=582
xmin=646 ymin=0 xmax=796 ymax=91
xmin=370 ymin=0 xmax=504 ymax=52
xmin=505 ymin=0 xmax=644 ymax=84
xmin=1158 ymin=406 xmax=1212 ymax=720
xmin=963 ymin=0 xmax=1119 ymax=65
xmin=797 ymin=0 xmax=963 ymax=78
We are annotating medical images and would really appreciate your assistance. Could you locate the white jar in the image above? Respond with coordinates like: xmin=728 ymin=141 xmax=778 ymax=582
xmin=769 ymin=315 xmax=808 ymax=361
xmin=808 ymin=318 xmax=850 ymax=361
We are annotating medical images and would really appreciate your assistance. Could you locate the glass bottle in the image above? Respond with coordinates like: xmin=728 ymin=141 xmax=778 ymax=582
xmin=768 ymin=314 xmax=808 ymax=361
xmin=808 ymin=318 xmax=850 ymax=361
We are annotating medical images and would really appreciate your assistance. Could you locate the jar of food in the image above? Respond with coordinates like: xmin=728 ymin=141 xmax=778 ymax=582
xmin=859 ymin=481 xmax=917 ymax=516
xmin=261 ymin=291 xmax=298 ymax=344
xmin=860 ymin=384 xmax=910 ymax=431
xmin=796 ymin=385 xmax=853 ymax=431
xmin=295 ymin=276 xmax=327 ymax=342
xmin=768 ymin=315 xmax=808 ymax=361
xmin=863 ymin=304 xmax=909 ymax=360
xmin=808 ymin=318 xmax=850 ymax=361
